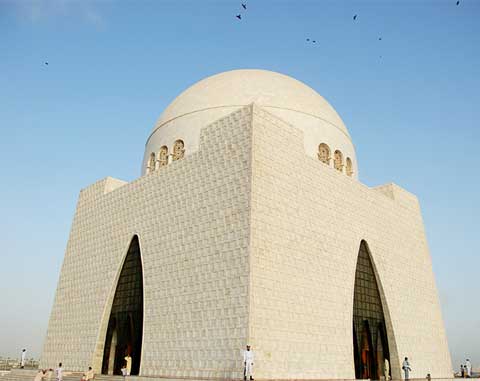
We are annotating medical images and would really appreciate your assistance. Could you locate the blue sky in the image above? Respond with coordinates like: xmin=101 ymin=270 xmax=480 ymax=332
xmin=0 ymin=0 xmax=479 ymax=370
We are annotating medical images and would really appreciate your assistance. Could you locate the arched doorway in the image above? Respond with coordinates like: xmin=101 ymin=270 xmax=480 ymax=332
xmin=353 ymin=241 xmax=390 ymax=380
xmin=102 ymin=236 xmax=143 ymax=375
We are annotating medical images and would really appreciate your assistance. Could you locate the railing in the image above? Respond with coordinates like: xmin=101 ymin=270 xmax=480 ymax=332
xmin=0 ymin=359 xmax=39 ymax=371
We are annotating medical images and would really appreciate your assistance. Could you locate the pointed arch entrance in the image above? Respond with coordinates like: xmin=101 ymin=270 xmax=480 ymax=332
xmin=102 ymin=236 xmax=144 ymax=375
xmin=353 ymin=241 xmax=390 ymax=380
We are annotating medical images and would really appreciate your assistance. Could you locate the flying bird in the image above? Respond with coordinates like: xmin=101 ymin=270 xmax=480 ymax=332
xmin=45 ymin=62 xmax=49 ymax=65
xmin=236 ymin=14 xmax=241 ymax=20
xmin=312 ymin=40 xmax=316 ymax=43
xmin=306 ymin=38 xmax=310 ymax=41
xmin=456 ymin=1 xmax=460 ymax=5
xmin=242 ymin=3 xmax=247 ymax=10
xmin=353 ymin=14 xmax=357 ymax=20
xmin=378 ymin=37 xmax=382 ymax=41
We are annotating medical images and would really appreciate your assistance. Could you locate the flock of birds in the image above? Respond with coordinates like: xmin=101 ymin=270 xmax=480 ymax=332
xmin=232 ymin=0 xmax=463 ymax=60
xmin=235 ymin=0 xmax=462 ymax=52
xmin=236 ymin=3 xmax=247 ymax=20
xmin=235 ymin=0 xmax=462 ymax=22
xmin=43 ymin=1 xmax=463 ymax=66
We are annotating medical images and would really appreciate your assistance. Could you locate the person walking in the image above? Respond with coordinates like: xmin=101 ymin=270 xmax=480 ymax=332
xmin=55 ymin=363 xmax=63 ymax=381
xmin=20 ymin=349 xmax=27 ymax=369
xmin=402 ymin=357 xmax=412 ymax=380
xmin=243 ymin=345 xmax=254 ymax=381
xmin=384 ymin=358 xmax=390 ymax=381
xmin=124 ymin=354 xmax=132 ymax=376
xmin=461 ymin=365 xmax=465 ymax=378
xmin=466 ymin=359 xmax=472 ymax=378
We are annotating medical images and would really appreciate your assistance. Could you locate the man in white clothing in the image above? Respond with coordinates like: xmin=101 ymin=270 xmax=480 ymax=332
xmin=465 ymin=359 xmax=472 ymax=378
xmin=20 ymin=349 xmax=27 ymax=368
xmin=84 ymin=366 xmax=95 ymax=381
xmin=55 ymin=363 xmax=63 ymax=381
xmin=384 ymin=358 xmax=390 ymax=381
xmin=124 ymin=354 xmax=132 ymax=376
xmin=243 ymin=345 xmax=254 ymax=381
xmin=402 ymin=357 xmax=412 ymax=380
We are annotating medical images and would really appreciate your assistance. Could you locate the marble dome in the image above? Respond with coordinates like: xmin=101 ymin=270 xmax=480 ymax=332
xmin=142 ymin=69 xmax=357 ymax=177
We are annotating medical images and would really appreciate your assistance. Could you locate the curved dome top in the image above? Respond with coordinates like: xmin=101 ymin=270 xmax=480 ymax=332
xmin=142 ymin=69 xmax=357 ymax=178
xmin=149 ymin=69 xmax=350 ymax=140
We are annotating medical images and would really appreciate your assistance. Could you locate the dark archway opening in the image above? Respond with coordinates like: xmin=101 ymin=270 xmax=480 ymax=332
xmin=102 ymin=236 xmax=143 ymax=375
xmin=353 ymin=241 xmax=390 ymax=380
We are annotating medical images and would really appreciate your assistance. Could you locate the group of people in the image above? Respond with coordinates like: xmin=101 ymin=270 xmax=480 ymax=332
xmin=460 ymin=359 xmax=472 ymax=378
xmin=29 ymin=346 xmax=473 ymax=381
xmin=401 ymin=356 xmax=474 ymax=380
xmin=33 ymin=369 xmax=51 ymax=381
xmin=33 ymin=364 xmax=61 ymax=381
xmin=30 ymin=354 xmax=133 ymax=381
xmin=121 ymin=354 xmax=132 ymax=377
xmin=26 ymin=348 xmax=248 ymax=381
xmin=32 ymin=363 xmax=94 ymax=381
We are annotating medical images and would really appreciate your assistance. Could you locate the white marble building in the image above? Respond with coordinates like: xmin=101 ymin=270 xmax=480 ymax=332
xmin=40 ymin=69 xmax=452 ymax=380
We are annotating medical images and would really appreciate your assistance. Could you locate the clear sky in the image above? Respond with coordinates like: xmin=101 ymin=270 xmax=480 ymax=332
xmin=0 ymin=0 xmax=479 ymax=371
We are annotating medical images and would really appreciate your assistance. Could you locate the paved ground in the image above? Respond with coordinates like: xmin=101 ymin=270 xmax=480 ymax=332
xmin=1 ymin=369 xmax=479 ymax=381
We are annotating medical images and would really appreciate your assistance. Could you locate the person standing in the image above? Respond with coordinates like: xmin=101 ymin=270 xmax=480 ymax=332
xmin=243 ymin=345 xmax=254 ymax=381
xmin=121 ymin=364 xmax=128 ymax=379
xmin=384 ymin=358 xmax=390 ymax=381
xmin=461 ymin=365 xmax=465 ymax=378
xmin=55 ymin=363 xmax=63 ymax=381
xmin=84 ymin=367 xmax=95 ymax=381
xmin=45 ymin=368 xmax=53 ymax=381
xmin=20 ymin=349 xmax=27 ymax=369
xmin=124 ymin=354 xmax=132 ymax=376
xmin=34 ymin=369 xmax=46 ymax=381
xmin=466 ymin=359 xmax=472 ymax=378
xmin=402 ymin=357 xmax=412 ymax=380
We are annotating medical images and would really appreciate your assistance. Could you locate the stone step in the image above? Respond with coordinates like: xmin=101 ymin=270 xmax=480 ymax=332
xmin=2 ymin=371 xmax=472 ymax=381
xmin=8 ymin=370 xmax=38 ymax=376
xmin=95 ymin=376 xmax=125 ymax=381
xmin=0 ymin=370 xmax=84 ymax=381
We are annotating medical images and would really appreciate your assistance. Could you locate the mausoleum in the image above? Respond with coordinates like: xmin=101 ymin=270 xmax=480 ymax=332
xmin=40 ymin=69 xmax=453 ymax=380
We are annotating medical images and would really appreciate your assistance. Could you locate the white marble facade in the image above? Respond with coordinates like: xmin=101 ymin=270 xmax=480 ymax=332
xmin=40 ymin=70 xmax=452 ymax=380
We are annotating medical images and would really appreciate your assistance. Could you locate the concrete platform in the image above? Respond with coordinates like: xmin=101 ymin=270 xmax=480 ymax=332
xmin=0 ymin=369 xmax=468 ymax=381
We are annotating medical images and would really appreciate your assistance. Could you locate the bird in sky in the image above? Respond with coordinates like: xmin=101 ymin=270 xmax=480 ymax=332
xmin=312 ymin=40 xmax=316 ymax=43
xmin=242 ymin=3 xmax=247 ymax=10
xmin=306 ymin=38 xmax=310 ymax=41
xmin=45 ymin=62 xmax=49 ymax=66
xmin=236 ymin=14 xmax=241 ymax=20
xmin=353 ymin=14 xmax=357 ymax=20
xmin=456 ymin=1 xmax=460 ymax=5
xmin=379 ymin=37 xmax=382 ymax=41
